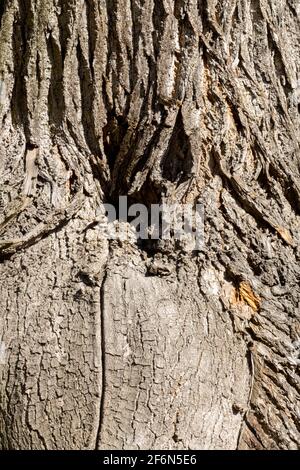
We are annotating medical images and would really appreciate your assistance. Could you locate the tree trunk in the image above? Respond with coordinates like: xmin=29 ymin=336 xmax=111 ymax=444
xmin=0 ymin=0 xmax=299 ymax=450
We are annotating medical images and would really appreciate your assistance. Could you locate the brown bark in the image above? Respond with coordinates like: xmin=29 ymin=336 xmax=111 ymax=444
xmin=0 ymin=0 xmax=299 ymax=449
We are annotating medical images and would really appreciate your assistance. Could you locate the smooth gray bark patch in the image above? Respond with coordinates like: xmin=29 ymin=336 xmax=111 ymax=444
xmin=98 ymin=245 xmax=250 ymax=449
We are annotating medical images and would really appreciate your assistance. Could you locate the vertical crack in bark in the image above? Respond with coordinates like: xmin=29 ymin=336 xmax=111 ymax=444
xmin=236 ymin=343 xmax=255 ymax=449
xmin=95 ymin=262 xmax=108 ymax=449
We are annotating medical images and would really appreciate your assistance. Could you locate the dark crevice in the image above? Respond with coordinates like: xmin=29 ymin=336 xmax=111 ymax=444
xmin=105 ymin=0 xmax=124 ymax=104
xmin=286 ymin=0 xmax=299 ymax=18
xmin=129 ymin=0 xmax=143 ymax=92
xmin=11 ymin=0 xmax=34 ymax=141
xmin=35 ymin=51 xmax=42 ymax=87
xmin=242 ymin=417 xmax=266 ymax=449
xmin=251 ymin=392 xmax=292 ymax=447
xmin=197 ymin=0 xmax=221 ymax=40
xmin=64 ymin=117 xmax=110 ymax=196
xmin=85 ymin=0 xmax=97 ymax=80
xmin=250 ymin=0 xmax=264 ymax=25
xmin=223 ymin=266 xmax=244 ymax=287
xmin=209 ymin=149 xmax=276 ymax=235
xmin=225 ymin=181 xmax=278 ymax=236
xmin=47 ymin=32 xmax=65 ymax=128
xmin=246 ymin=252 xmax=263 ymax=277
xmin=76 ymin=39 xmax=100 ymax=156
xmin=0 ymin=0 xmax=7 ymax=28
xmin=108 ymin=119 xmax=166 ymax=205
xmin=224 ymin=95 xmax=245 ymax=134
xmin=268 ymin=162 xmax=300 ymax=215
xmin=57 ymin=0 xmax=75 ymax=61
xmin=218 ymin=199 xmax=249 ymax=245
xmin=161 ymin=110 xmax=194 ymax=184
xmin=152 ymin=0 xmax=167 ymax=59
xmin=103 ymin=112 xmax=129 ymax=176
xmin=174 ymin=12 xmax=195 ymax=102
xmin=256 ymin=167 xmax=280 ymax=203
xmin=126 ymin=129 xmax=163 ymax=192
xmin=266 ymin=24 xmax=293 ymax=97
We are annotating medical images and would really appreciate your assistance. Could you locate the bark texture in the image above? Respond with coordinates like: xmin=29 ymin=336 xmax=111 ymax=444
xmin=0 ymin=0 xmax=299 ymax=450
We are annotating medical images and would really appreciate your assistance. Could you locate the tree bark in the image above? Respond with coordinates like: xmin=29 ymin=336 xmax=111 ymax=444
xmin=0 ymin=0 xmax=299 ymax=450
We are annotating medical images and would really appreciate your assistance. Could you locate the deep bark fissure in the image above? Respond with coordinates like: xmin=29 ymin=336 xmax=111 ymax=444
xmin=95 ymin=263 xmax=109 ymax=450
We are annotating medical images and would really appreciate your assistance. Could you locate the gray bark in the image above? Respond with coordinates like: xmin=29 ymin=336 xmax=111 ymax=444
xmin=0 ymin=0 xmax=299 ymax=449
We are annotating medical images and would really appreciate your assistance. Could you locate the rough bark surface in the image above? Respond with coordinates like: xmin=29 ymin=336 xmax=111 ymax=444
xmin=0 ymin=0 xmax=299 ymax=450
